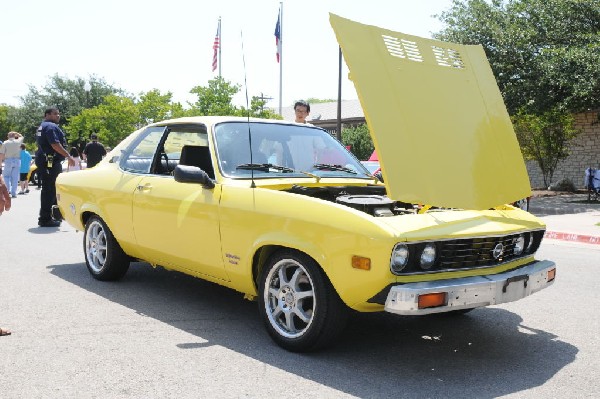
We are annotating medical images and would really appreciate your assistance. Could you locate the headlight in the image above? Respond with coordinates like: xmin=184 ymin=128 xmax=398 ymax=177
xmin=391 ymin=243 xmax=409 ymax=273
xmin=419 ymin=243 xmax=437 ymax=269
xmin=525 ymin=232 xmax=534 ymax=253
xmin=514 ymin=234 xmax=526 ymax=255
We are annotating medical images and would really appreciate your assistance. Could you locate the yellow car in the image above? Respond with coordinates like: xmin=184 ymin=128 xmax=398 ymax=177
xmin=27 ymin=163 xmax=39 ymax=185
xmin=56 ymin=15 xmax=556 ymax=352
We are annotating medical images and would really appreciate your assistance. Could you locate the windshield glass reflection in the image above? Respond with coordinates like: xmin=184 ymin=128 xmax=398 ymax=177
xmin=214 ymin=122 xmax=370 ymax=179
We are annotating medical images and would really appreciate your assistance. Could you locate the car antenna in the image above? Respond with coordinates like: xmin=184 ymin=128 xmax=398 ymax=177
xmin=240 ymin=30 xmax=256 ymax=188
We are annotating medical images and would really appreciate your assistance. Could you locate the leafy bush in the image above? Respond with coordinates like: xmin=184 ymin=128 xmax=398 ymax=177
xmin=548 ymin=178 xmax=576 ymax=192
xmin=341 ymin=123 xmax=374 ymax=161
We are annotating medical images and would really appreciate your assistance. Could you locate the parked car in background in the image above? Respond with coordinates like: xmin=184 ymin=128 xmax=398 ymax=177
xmin=361 ymin=150 xmax=382 ymax=182
xmin=55 ymin=15 xmax=556 ymax=352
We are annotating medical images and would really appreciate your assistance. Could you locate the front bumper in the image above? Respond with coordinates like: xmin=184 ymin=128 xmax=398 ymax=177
xmin=384 ymin=260 xmax=556 ymax=315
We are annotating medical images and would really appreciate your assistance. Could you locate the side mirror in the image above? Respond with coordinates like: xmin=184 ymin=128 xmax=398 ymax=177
xmin=174 ymin=165 xmax=215 ymax=189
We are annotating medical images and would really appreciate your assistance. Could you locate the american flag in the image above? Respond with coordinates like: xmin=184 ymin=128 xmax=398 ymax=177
xmin=274 ymin=11 xmax=281 ymax=63
xmin=212 ymin=21 xmax=220 ymax=72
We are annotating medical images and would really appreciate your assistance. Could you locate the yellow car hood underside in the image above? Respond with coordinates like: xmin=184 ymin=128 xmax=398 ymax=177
xmin=329 ymin=14 xmax=530 ymax=210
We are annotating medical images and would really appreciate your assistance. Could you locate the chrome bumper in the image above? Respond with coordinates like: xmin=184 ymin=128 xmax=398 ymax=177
xmin=384 ymin=260 xmax=556 ymax=315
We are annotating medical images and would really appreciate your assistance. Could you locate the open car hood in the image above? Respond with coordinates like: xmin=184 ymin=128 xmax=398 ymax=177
xmin=329 ymin=14 xmax=530 ymax=210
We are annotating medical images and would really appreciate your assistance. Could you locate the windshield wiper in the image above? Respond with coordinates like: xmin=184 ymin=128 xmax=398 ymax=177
xmin=236 ymin=163 xmax=295 ymax=173
xmin=236 ymin=163 xmax=322 ymax=181
xmin=312 ymin=163 xmax=357 ymax=174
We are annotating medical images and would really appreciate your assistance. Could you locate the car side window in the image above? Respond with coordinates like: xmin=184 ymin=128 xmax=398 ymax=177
xmin=120 ymin=127 xmax=166 ymax=174
xmin=155 ymin=128 xmax=210 ymax=176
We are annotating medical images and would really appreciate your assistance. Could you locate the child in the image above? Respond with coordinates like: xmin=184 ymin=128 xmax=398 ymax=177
xmin=67 ymin=147 xmax=83 ymax=171
xmin=18 ymin=143 xmax=32 ymax=194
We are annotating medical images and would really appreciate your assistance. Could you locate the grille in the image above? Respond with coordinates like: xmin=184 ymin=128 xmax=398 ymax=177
xmin=391 ymin=229 xmax=545 ymax=275
xmin=440 ymin=235 xmax=519 ymax=268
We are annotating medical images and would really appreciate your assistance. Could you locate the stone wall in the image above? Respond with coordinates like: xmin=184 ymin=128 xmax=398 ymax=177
xmin=525 ymin=111 xmax=600 ymax=189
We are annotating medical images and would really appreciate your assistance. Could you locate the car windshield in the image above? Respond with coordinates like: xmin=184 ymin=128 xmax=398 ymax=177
xmin=214 ymin=122 xmax=371 ymax=179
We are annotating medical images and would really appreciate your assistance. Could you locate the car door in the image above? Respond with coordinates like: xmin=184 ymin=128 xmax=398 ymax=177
xmin=130 ymin=125 xmax=228 ymax=280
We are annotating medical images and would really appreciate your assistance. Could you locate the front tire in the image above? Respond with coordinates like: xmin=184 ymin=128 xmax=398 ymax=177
xmin=84 ymin=216 xmax=130 ymax=281
xmin=258 ymin=249 xmax=348 ymax=352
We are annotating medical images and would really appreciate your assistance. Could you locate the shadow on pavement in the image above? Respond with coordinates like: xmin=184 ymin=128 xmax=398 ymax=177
xmin=48 ymin=261 xmax=577 ymax=399
xmin=529 ymin=193 xmax=600 ymax=216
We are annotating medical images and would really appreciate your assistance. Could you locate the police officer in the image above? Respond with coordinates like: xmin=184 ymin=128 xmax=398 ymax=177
xmin=35 ymin=107 xmax=75 ymax=227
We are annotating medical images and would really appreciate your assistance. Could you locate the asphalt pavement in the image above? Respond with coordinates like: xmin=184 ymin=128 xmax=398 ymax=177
xmin=1 ymin=185 xmax=599 ymax=398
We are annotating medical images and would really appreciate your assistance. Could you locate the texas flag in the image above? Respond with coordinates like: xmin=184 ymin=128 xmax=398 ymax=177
xmin=274 ymin=11 xmax=281 ymax=63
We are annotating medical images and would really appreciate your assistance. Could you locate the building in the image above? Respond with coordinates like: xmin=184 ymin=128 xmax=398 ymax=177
xmin=525 ymin=110 xmax=600 ymax=189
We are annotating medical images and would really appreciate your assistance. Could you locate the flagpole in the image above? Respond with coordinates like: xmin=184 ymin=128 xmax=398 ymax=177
xmin=336 ymin=46 xmax=342 ymax=141
xmin=218 ymin=17 xmax=222 ymax=77
xmin=278 ymin=3 xmax=283 ymax=115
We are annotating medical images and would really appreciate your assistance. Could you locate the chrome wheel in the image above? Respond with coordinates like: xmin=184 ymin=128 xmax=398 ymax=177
xmin=264 ymin=258 xmax=315 ymax=339
xmin=85 ymin=219 xmax=107 ymax=273
xmin=84 ymin=216 xmax=129 ymax=281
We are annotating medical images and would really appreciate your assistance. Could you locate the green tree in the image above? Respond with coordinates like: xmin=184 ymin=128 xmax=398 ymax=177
xmin=435 ymin=0 xmax=600 ymax=114
xmin=66 ymin=95 xmax=140 ymax=148
xmin=137 ymin=89 xmax=186 ymax=124
xmin=11 ymin=75 xmax=123 ymax=142
xmin=0 ymin=105 xmax=17 ymax=138
xmin=237 ymin=96 xmax=282 ymax=119
xmin=513 ymin=109 xmax=579 ymax=187
xmin=341 ymin=123 xmax=374 ymax=161
xmin=435 ymin=0 xmax=599 ymax=185
xmin=304 ymin=98 xmax=336 ymax=105
xmin=187 ymin=76 xmax=240 ymax=116
xmin=66 ymin=89 xmax=187 ymax=148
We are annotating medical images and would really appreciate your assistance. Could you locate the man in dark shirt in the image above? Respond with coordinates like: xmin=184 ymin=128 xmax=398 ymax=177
xmin=82 ymin=134 xmax=107 ymax=168
xmin=35 ymin=107 xmax=75 ymax=227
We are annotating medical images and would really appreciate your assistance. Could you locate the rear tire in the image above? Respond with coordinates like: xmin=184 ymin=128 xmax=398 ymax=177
xmin=84 ymin=216 xmax=130 ymax=281
xmin=258 ymin=249 xmax=348 ymax=352
xmin=29 ymin=170 xmax=39 ymax=186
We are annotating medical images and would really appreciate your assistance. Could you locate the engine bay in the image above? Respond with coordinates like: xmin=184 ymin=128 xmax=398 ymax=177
xmin=285 ymin=185 xmax=420 ymax=217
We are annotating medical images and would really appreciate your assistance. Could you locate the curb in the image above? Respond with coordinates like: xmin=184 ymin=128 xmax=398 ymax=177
xmin=544 ymin=231 xmax=600 ymax=245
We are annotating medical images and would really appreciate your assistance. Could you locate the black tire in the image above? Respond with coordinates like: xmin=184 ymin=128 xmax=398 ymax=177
xmin=258 ymin=249 xmax=348 ymax=352
xmin=84 ymin=216 xmax=130 ymax=281
xmin=29 ymin=170 xmax=39 ymax=186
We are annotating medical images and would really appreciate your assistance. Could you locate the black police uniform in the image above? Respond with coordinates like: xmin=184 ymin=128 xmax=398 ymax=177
xmin=35 ymin=120 xmax=67 ymax=225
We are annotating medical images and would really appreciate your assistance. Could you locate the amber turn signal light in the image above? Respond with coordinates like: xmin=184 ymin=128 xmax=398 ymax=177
xmin=352 ymin=256 xmax=371 ymax=271
xmin=547 ymin=268 xmax=556 ymax=282
xmin=418 ymin=292 xmax=447 ymax=309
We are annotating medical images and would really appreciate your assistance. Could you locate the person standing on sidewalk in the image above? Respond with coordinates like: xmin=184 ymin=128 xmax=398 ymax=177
xmin=82 ymin=133 xmax=106 ymax=168
xmin=35 ymin=107 xmax=75 ymax=227
xmin=0 ymin=131 xmax=24 ymax=198
xmin=18 ymin=144 xmax=32 ymax=195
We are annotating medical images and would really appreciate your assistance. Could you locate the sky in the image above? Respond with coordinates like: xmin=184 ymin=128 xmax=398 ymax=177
xmin=1 ymin=0 xmax=454 ymax=111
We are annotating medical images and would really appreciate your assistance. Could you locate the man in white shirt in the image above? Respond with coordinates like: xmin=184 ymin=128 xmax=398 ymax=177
xmin=294 ymin=100 xmax=311 ymax=124
xmin=0 ymin=131 xmax=24 ymax=198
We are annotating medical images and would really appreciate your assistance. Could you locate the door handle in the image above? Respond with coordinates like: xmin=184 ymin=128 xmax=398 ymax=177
xmin=136 ymin=184 xmax=152 ymax=191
